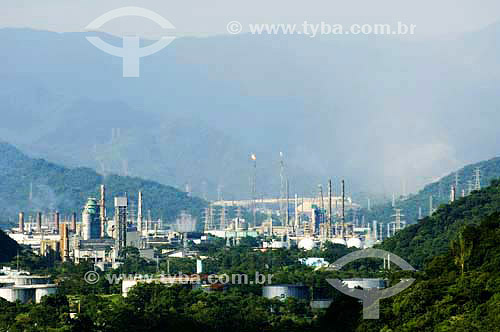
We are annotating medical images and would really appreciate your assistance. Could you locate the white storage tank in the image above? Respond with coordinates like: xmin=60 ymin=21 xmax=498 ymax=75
xmin=298 ymin=238 xmax=316 ymax=250
xmin=346 ymin=237 xmax=363 ymax=248
xmin=263 ymin=284 xmax=310 ymax=301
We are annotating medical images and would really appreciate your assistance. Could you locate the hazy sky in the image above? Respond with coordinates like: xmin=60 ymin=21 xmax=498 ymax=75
xmin=1 ymin=0 xmax=500 ymax=37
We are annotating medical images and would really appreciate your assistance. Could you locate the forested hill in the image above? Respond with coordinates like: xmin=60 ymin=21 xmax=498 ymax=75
xmin=0 ymin=229 xmax=19 ymax=262
xmin=364 ymin=156 xmax=500 ymax=225
xmin=0 ymin=142 xmax=206 ymax=228
xmin=379 ymin=178 xmax=500 ymax=269
xmin=360 ymin=210 xmax=500 ymax=331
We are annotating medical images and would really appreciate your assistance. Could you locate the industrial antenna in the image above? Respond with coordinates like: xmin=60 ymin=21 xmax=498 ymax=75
xmin=279 ymin=152 xmax=286 ymax=227
xmin=474 ymin=167 xmax=481 ymax=191
xmin=100 ymin=185 xmax=107 ymax=237
xmin=328 ymin=180 xmax=332 ymax=222
xmin=294 ymin=194 xmax=299 ymax=231
xmin=285 ymin=179 xmax=290 ymax=228
xmin=341 ymin=180 xmax=346 ymax=240
xmin=250 ymin=153 xmax=257 ymax=228
xmin=318 ymin=184 xmax=324 ymax=210
xmin=137 ymin=191 xmax=143 ymax=233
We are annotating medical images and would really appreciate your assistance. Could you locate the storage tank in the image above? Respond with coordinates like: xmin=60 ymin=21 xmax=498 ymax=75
xmin=343 ymin=278 xmax=386 ymax=289
xmin=35 ymin=286 xmax=57 ymax=303
xmin=346 ymin=237 xmax=363 ymax=248
xmin=298 ymin=238 xmax=316 ymax=250
xmin=262 ymin=284 xmax=310 ymax=301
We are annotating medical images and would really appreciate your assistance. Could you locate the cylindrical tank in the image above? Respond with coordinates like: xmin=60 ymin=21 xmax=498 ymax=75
xmin=346 ymin=237 xmax=362 ymax=248
xmin=35 ymin=287 xmax=57 ymax=303
xmin=298 ymin=238 xmax=316 ymax=250
xmin=343 ymin=278 xmax=386 ymax=289
xmin=262 ymin=284 xmax=310 ymax=301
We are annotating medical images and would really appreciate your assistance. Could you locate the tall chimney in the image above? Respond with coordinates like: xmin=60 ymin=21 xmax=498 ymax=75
xmin=60 ymin=223 xmax=70 ymax=262
xmin=36 ymin=212 xmax=42 ymax=233
xmin=18 ymin=212 xmax=25 ymax=233
xmin=328 ymin=180 xmax=332 ymax=223
xmin=100 ymin=185 xmax=106 ymax=237
xmin=137 ymin=191 xmax=143 ymax=233
xmin=341 ymin=180 xmax=345 ymax=239
xmin=54 ymin=211 xmax=60 ymax=234
xmin=71 ymin=212 xmax=77 ymax=233
xmin=450 ymin=185 xmax=456 ymax=202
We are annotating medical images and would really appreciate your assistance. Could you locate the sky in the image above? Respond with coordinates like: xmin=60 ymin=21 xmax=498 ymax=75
xmin=1 ymin=0 xmax=500 ymax=38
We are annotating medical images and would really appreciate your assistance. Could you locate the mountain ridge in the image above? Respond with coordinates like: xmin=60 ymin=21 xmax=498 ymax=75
xmin=0 ymin=141 xmax=206 ymax=228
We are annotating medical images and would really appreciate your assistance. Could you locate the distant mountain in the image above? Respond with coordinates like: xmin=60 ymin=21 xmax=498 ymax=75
xmin=379 ymin=177 xmax=500 ymax=269
xmin=0 ymin=142 xmax=206 ymax=228
xmin=363 ymin=156 xmax=500 ymax=225
xmin=1 ymin=26 xmax=500 ymax=199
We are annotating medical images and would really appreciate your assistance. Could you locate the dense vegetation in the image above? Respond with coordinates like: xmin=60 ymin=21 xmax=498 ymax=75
xmin=358 ymin=212 xmax=500 ymax=331
xmin=363 ymin=156 xmax=500 ymax=225
xmin=1 ymin=177 xmax=500 ymax=331
xmin=0 ymin=142 xmax=206 ymax=227
xmin=380 ymin=178 xmax=500 ymax=269
xmin=0 ymin=229 xmax=19 ymax=262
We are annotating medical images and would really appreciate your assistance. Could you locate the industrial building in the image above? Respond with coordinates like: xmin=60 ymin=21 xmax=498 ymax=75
xmin=6 ymin=186 xmax=173 ymax=270
xmin=0 ymin=267 xmax=57 ymax=303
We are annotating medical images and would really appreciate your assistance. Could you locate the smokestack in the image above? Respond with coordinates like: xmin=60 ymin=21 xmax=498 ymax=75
xmin=54 ymin=211 xmax=60 ymax=234
xmin=18 ymin=212 xmax=25 ymax=233
xmin=100 ymin=185 xmax=106 ymax=238
xmin=341 ymin=180 xmax=345 ymax=239
xmin=328 ymin=180 xmax=332 ymax=223
xmin=294 ymin=194 xmax=299 ymax=231
xmin=285 ymin=180 xmax=289 ymax=228
xmin=71 ymin=212 xmax=77 ymax=233
xmin=36 ymin=212 xmax=42 ymax=233
xmin=60 ymin=223 xmax=70 ymax=262
xmin=137 ymin=191 xmax=143 ymax=233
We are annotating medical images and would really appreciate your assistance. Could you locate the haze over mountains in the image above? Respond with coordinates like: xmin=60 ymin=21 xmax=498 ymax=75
xmin=0 ymin=24 xmax=499 ymax=199
xmin=0 ymin=142 xmax=205 ymax=228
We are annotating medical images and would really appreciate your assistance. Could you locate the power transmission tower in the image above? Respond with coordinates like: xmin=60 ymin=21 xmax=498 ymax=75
xmin=392 ymin=209 xmax=405 ymax=233
xmin=474 ymin=167 xmax=481 ymax=191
